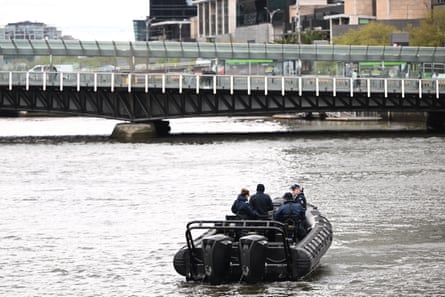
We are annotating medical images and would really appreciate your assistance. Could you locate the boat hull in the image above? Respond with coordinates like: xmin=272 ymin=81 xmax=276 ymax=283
xmin=173 ymin=204 xmax=332 ymax=283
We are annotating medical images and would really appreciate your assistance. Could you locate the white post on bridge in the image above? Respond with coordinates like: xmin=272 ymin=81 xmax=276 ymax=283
xmin=213 ymin=75 xmax=217 ymax=95
xmin=26 ymin=72 xmax=29 ymax=91
xmin=127 ymin=74 xmax=132 ymax=93
xmin=111 ymin=73 xmax=115 ymax=93
xmin=247 ymin=76 xmax=251 ymax=95
xmin=333 ymin=77 xmax=336 ymax=97
xmin=419 ymin=79 xmax=422 ymax=99
xmin=298 ymin=77 xmax=302 ymax=96
xmin=315 ymin=77 xmax=319 ymax=97
xmin=59 ymin=72 xmax=63 ymax=91
xmin=94 ymin=73 xmax=97 ymax=92
xmin=264 ymin=76 xmax=268 ymax=96
xmin=42 ymin=72 xmax=47 ymax=91
xmin=9 ymin=72 xmax=12 ymax=91
xmin=77 ymin=72 xmax=80 ymax=92
xmin=367 ymin=79 xmax=371 ymax=98
xmin=281 ymin=77 xmax=285 ymax=96
xmin=384 ymin=79 xmax=388 ymax=98
xmin=401 ymin=79 xmax=405 ymax=98
xmin=350 ymin=77 xmax=353 ymax=97
xmin=162 ymin=74 xmax=166 ymax=94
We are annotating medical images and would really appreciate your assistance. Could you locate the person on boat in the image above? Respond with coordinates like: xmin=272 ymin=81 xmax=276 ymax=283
xmin=274 ymin=192 xmax=306 ymax=241
xmin=290 ymin=183 xmax=307 ymax=210
xmin=249 ymin=183 xmax=273 ymax=219
xmin=231 ymin=188 xmax=258 ymax=219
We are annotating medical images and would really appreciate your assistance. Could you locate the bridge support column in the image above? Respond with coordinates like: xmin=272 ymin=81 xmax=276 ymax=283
xmin=426 ymin=112 xmax=445 ymax=133
xmin=111 ymin=120 xmax=171 ymax=141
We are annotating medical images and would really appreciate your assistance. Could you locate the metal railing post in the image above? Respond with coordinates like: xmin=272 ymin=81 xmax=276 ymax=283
xmin=94 ymin=73 xmax=97 ymax=92
xmin=264 ymin=76 xmax=268 ymax=96
xmin=281 ymin=76 xmax=285 ymax=96
xmin=333 ymin=77 xmax=336 ymax=97
xmin=9 ymin=72 xmax=12 ymax=91
xmin=111 ymin=73 xmax=115 ymax=93
xmin=60 ymin=72 xmax=64 ymax=91
xmin=77 ymin=72 xmax=80 ymax=92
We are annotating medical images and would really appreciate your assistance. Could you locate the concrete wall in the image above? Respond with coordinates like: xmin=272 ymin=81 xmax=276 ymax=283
xmin=344 ymin=0 xmax=375 ymax=16
xmin=376 ymin=0 xmax=431 ymax=20
xmin=234 ymin=23 xmax=270 ymax=43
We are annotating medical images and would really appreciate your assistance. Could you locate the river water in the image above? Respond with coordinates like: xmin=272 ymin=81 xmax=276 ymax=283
xmin=0 ymin=116 xmax=444 ymax=296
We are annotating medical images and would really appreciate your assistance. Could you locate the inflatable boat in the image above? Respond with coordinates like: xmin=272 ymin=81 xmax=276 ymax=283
xmin=173 ymin=203 xmax=333 ymax=284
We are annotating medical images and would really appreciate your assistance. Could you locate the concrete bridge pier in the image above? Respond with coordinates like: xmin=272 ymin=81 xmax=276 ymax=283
xmin=111 ymin=120 xmax=171 ymax=141
xmin=426 ymin=112 xmax=445 ymax=133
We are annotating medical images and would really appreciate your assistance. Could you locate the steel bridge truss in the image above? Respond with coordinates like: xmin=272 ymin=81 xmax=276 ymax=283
xmin=1 ymin=85 xmax=444 ymax=121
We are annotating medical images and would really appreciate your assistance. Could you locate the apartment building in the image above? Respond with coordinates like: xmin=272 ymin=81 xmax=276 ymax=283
xmin=4 ymin=21 xmax=62 ymax=40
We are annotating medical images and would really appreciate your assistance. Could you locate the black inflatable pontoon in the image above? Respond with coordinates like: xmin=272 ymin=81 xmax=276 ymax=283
xmin=173 ymin=203 xmax=333 ymax=284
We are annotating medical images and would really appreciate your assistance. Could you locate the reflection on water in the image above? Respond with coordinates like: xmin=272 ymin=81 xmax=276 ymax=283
xmin=0 ymin=116 xmax=443 ymax=296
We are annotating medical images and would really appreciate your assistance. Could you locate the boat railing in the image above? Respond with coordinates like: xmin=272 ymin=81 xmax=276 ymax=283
xmin=185 ymin=219 xmax=293 ymax=276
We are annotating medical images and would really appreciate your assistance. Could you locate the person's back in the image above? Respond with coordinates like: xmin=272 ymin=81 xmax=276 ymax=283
xmin=274 ymin=192 xmax=306 ymax=241
xmin=249 ymin=184 xmax=273 ymax=219
xmin=231 ymin=188 xmax=257 ymax=220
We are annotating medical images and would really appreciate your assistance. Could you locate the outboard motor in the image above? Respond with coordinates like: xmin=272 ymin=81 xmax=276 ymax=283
xmin=239 ymin=234 xmax=268 ymax=283
xmin=202 ymin=234 xmax=232 ymax=284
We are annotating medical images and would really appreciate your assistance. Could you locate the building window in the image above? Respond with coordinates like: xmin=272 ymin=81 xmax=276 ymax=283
xmin=199 ymin=4 xmax=204 ymax=36
xmin=218 ymin=0 xmax=223 ymax=34
xmin=224 ymin=0 xmax=229 ymax=33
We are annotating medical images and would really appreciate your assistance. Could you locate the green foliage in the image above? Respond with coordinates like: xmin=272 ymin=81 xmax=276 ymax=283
xmin=333 ymin=8 xmax=445 ymax=47
xmin=300 ymin=29 xmax=327 ymax=44
xmin=408 ymin=7 xmax=445 ymax=47
xmin=333 ymin=22 xmax=399 ymax=45
xmin=313 ymin=61 xmax=337 ymax=75
xmin=274 ymin=29 xmax=328 ymax=44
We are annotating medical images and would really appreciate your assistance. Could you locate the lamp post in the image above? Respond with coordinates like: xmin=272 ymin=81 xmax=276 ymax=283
xmin=295 ymin=0 xmax=301 ymax=75
xmin=295 ymin=0 xmax=301 ymax=44
xmin=264 ymin=7 xmax=281 ymax=42
xmin=145 ymin=16 xmax=155 ymax=41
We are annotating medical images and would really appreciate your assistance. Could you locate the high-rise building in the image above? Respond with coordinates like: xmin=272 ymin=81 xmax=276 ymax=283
xmin=133 ymin=0 xmax=197 ymax=41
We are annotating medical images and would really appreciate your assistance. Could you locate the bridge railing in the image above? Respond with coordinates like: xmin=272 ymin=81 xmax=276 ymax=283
xmin=0 ymin=71 xmax=444 ymax=98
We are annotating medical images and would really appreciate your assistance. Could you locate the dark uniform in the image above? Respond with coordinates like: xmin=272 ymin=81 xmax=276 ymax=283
xmin=274 ymin=192 xmax=306 ymax=241
xmin=249 ymin=184 xmax=273 ymax=219
xmin=231 ymin=194 xmax=257 ymax=220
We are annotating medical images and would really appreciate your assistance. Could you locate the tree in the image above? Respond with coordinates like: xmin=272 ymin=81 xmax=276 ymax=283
xmin=274 ymin=29 xmax=327 ymax=44
xmin=333 ymin=22 xmax=399 ymax=46
xmin=408 ymin=7 xmax=445 ymax=47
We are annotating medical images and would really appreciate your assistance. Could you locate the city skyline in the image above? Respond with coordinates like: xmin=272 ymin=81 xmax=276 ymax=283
xmin=1 ymin=0 xmax=151 ymax=41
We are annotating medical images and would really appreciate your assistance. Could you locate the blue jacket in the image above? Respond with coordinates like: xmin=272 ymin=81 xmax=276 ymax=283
xmin=249 ymin=191 xmax=273 ymax=218
xmin=274 ymin=200 xmax=307 ymax=240
xmin=295 ymin=193 xmax=307 ymax=210
xmin=231 ymin=194 xmax=257 ymax=219
xmin=273 ymin=200 xmax=305 ymax=222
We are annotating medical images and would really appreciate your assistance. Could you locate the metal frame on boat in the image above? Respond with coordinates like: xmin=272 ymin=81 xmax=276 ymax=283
xmin=173 ymin=204 xmax=333 ymax=284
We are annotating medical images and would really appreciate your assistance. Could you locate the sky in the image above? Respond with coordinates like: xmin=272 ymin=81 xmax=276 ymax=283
xmin=1 ymin=0 xmax=151 ymax=41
